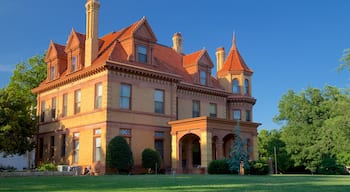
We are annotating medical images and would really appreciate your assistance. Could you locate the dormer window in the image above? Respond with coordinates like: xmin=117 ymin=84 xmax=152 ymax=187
xmin=72 ymin=56 xmax=77 ymax=72
xmin=50 ymin=66 xmax=55 ymax=80
xmin=200 ymin=70 xmax=207 ymax=85
xmin=137 ymin=45 xmax=147 ymax=63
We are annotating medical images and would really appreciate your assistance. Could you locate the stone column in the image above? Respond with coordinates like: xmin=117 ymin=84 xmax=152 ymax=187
xmin=200 ymin=131 xmax=212 ymax=169
xmin=171 ymin=134 xmax=178 ymax=172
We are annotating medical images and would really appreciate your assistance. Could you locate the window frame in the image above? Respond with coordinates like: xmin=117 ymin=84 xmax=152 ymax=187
xmin=137 ymin=45 xmax=147 ymax=63
xmin=244 ymin=79 xmax=249 ymax=95
xmin=74 ymin=90 xmax=81 ymax=114
xmin=192 ymin=100 xmax=200 ymax=117
xmin=245 ymin=110 xmax=251 ymax=121
xmin=72 ymin=56 xmax=77 ymax=72
xmin=120 ymin=84 xmax=131 ymax=110
xmin=154 ymin=89 xmax=165 ymax=114
xmin=50 ymin=65 xmax=55 ymax=80
xmin=119 ymin=128 xmax=132 ymax=146
xmin=232 ymin=79 xmax=240 ymax=94
xmin=209 ymin=103 xmax=217 ymax=118
xmin=93 ymin=129 xmax=101 ymax=162
xmin=41 ymin=101 xmax=46 ymax=122
xmin=199 ymin=70 xmax=207 ymax=85
xmin=95 ymin=83 xmax=102 ymax=109
xmin=62 ymin=93 xmax=68 ymax=117
xmin=51 ymin=97 xmax=56 ymax=120
xmin=73 ymin=132 xmax=80 ymax=164
xmin=233 ymin=109 xmax=241 ymax=120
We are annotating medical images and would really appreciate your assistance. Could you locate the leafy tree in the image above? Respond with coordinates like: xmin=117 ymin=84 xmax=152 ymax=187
xmin=0 ymin=54 xmax=46 ymax=155
xmin=275 ymin=85 xmax=350 ymax=173
xmin=258 ymin=129 xmax=291 ymax=172
xmin=106 ymin=136 xmax=134 ymax=173
xmin=227 ymin=121 xmax=249 ymax=174
xmin=141 ymin=148 xmax=161 ymax=173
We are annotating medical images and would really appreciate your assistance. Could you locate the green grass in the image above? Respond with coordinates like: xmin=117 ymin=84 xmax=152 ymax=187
xmin=1 ymin=174 xmax=350 ymax=192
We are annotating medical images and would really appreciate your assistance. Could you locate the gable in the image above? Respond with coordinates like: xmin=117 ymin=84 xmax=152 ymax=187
xmin=198 ymin=51 xmax=214 ymax=68
xmin=133 ymin=19 xmax=157 ymax=42
xmin=65 ymin=29 xmax=84 ymax=52
xmin=45 ymin=42 xmax=58 ymax=62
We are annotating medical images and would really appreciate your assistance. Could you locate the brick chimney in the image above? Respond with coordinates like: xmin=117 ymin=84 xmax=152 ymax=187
xmin=172 ymin=32 xmax=183 ymax=54
xmin=216 ymin=47 xmax=225 ymax=72
xmin=85 ymin=0 xmax=100 ymax=67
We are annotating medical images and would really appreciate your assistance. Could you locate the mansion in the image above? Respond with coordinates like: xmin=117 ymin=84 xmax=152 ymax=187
xmin=32 ymin=0 xmax=260 ymax=174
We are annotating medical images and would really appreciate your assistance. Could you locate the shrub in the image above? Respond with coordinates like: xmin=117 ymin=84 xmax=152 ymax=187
xmin=248 ymin=160 xmax=269 ymax=175
xmin=0 ymin=164 xmax=17 ymax=172
xmin=208 ymin=159 xmax=230 ymax=174
xmin=106 ymin=136 xmax=134 ymax=174
xmin=142 ymin=148 xmax=161 ymax=173
xmin=38 ymin=163 xmax=57 ymax=171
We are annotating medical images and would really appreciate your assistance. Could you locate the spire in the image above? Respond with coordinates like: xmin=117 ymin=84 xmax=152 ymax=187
xmin=232 ymin=32 xmax=237 ymax=50
xmin=85 ymin=0 xmax=100 ymax=67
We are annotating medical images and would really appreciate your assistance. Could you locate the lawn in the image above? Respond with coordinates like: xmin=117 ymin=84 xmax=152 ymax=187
xmin=0 ymin=174 xmax=350 ymax=192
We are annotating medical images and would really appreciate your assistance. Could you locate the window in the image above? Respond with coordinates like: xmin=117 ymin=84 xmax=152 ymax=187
xmin=155 ymin=131 xmax=164 ymax=159
xmin=200 ymin=70 xmax=207 ymax=85
xmin=41 ymin=101 xmax=45 ymax=122
xmin=62 ymin=94 xmax=68 ymax=117
xmin=120 ymin=128 xmax=131 ymax=145
xmin=232 ymin=79 xmax=240 ymax=94
xmin=209 ymin=103 xmax=217 ymax=118
xmin=120 ymin=84 xmax=131 ymax=109
xmin=50 ymin=136 xmax=55 ymax=159
xmin=137 ymin=45 xmax=147 ymax=63
xmin=50 ymin=66 xmax=55 ymax=80
xmin=39 ymin=138 xmax=44 ymax=159
xmin=154 ymin=89 xmax=164 ymax=114
xmin=73 ymin=132 xmax=80 ymax=164
xmin=94 ymin=129 xmax=101 ymax=162
xmin=245 ymin=110 xmax=251 ymax=121
xmin=244 ymin=79 xmax=249 ymax=95
xmin=233 ymin=109 xmax=241 ymax=120
xmin=95 ymin=83 xmax=102 ymax=109
xmin=192 ymin=100 xmax=200 ymax=117
xmin=61 ymin=134 xmax=66 ymax=157
xmin=74 ymin=90 xmax=81 ymax=114
xmin=51 ymin=97 xmax=56 ymax=120
xmin=72 ymin=56 xmax=77 ymax=72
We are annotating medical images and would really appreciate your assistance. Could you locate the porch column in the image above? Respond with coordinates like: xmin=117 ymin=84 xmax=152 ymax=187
xmin=171 ymin=134 xmax=179 ymax=171
xmin=200 ymin=131 xmax=212 ymax=169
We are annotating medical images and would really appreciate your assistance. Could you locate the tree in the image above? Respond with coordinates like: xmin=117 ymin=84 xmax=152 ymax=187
xmin=258 ymin=129 xmax=291 ymax=173
xmin=0 ymin=54 xmax=46 ymax=155
xmin=106 ymin=136 xmax=134 ymax=173
xmin=275 ymin=85 xmax=350 ymax=173
xmin=227 ymin=121 xmax=249 ymax=174
xmin=141 ymin=148 xmax=161 ymax=173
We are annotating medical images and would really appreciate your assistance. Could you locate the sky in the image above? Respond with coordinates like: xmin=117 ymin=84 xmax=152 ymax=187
xmin=1 ymin=0 xmax=350 ymax=131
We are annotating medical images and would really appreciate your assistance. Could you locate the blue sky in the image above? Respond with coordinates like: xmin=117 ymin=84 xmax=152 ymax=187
xmin=0 ymin=0 xmax=349 ymax=130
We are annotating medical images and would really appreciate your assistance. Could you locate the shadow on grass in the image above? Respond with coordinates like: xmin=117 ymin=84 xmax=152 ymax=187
xmin=1 ymin=175 xmax=350 ymax=192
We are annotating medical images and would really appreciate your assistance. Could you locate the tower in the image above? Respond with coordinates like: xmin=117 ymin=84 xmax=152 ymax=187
xmin=217 ymin=34 xmax=255 ymax=122
xmin=85 ymin=0 xmax=100 ymax=67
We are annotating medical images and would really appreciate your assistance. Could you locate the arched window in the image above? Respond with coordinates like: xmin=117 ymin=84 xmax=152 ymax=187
xmin=232 ymin=79 xmax=240 ymax=94
xmin=244 ymin=79 xmax=249 ymax=95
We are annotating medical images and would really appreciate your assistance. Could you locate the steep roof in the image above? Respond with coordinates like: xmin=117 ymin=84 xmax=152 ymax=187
xmin=35 ymin=17 xmax=226 ymax=93
xmin=217 ymin=36 xmax=253 ymax=76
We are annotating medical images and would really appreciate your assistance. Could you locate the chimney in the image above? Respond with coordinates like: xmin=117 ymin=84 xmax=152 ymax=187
xmin=172 ymin=32 xmax=183 ymax=54
xmin=85 ymin=0 xmax=100 ymax=67
xmin=216 ymin=47 xmax=225 ymax=72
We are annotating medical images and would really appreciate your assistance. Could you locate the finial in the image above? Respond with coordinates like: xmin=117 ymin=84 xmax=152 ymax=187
xmin=232 ymin=31 xmax=237 ymax=49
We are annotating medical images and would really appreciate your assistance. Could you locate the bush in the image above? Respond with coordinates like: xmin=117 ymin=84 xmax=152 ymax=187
xmin=208 ymin=159 xmax=230 ymax=174
xmin=106 ymin=136 xmax=134 ymax=174
xmin=38 ymin=163 xmax=57 ymax=171
xmin=0 ymin=164 xmax=17 ymax=172
xmin=248 ymin=160 xmax=269 ymax=175
xmin=142 ymin=148 xmax=161 ymax=173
